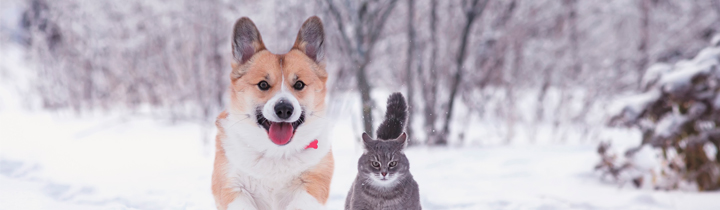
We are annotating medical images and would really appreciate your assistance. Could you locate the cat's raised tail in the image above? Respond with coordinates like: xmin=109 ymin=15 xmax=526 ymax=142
xmin=376 ymin=92 xmax=408 ymax=140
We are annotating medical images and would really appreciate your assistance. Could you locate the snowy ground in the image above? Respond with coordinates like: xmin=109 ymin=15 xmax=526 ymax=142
xmin=2 ymin=87 xmax=720 ymax=210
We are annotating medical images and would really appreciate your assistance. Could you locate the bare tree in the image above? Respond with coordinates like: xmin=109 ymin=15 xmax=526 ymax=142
xmin=436 ymin=0 xmax=489 ymax=145
xmin=405 ymin=0 xmax=417 ymax=145
xmin=321 ymin=0 xmax=400 ymax=136
xmin=564 ymin=0 xmax=580 ymax=79
xmin=421 ymin=0 xmax=440 ymax=145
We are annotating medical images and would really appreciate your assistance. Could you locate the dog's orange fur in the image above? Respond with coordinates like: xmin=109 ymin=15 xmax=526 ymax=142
xmin=211 ymin=111 xmax=239 ymax=210
xmin=300 ymin=150 xmax=335 ymax=204
xmin=212 ymin=17 xmax=332 ymax=209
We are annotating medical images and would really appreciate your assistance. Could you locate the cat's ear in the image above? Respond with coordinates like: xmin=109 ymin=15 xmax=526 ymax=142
xmin=362 ymin=132 xmax=374 ymax=146
xmin=362 ymin=132 xmax=375 ymax=144
xmin=395 ymin=132 xmax=408 ymax=149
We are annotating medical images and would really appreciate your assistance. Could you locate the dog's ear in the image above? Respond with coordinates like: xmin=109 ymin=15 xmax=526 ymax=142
xmin=232 ymin=17 xmax=265 ymax=65
xmin=293 ymin=16 xmax=325 ymax=62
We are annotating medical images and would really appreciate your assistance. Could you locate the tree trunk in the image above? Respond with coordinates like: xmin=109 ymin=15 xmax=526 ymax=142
xmin=405 ymin=0 xmax=417 ymax=145
xmin=565 ymin=0 xmax=581 ymax=79
xmin=423 ymin=0 xmax=439 ymax=145
xmin=437 ymin=0 xmax=488 ymax=145
xmin=357 ymin=61 xmax=374 ymax=136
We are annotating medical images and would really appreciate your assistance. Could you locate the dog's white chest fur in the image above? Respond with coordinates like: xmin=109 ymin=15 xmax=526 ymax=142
xmin=219 ymin=114 xmax=330 ymax=209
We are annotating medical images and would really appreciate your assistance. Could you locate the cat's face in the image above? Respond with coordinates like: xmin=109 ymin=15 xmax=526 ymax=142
xmin=358 ymin=132 xmax=410 ymax=187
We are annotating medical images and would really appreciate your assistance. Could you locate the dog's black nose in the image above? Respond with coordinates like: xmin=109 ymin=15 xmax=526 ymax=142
xmin=274 ymin=101 xmax=294 ymax=119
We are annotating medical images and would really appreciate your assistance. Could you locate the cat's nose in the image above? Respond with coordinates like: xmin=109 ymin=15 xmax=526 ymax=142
xmin=381 ymin=172 xmax=387 ymax=176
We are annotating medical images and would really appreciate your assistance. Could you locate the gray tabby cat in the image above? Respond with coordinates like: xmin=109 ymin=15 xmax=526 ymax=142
xmin=345 ymin=92 xmax=421 ymax=210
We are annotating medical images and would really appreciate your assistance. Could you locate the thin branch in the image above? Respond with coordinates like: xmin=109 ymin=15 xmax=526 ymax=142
xmin=324 ymin=0 xmax=353 ymax=57
xmin=367 ymin=0 xmax=399 ymax=54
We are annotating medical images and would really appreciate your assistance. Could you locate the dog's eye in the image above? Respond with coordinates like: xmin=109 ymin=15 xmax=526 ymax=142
xmin=258 ymin=81 xmax=270 ymax=90
xmin=293 ymin=81 xmax=305 ymax=90
xmin=371 ymin=161 xmax=380 ymax=168
xmin=389 ymin=161 xmax=397 ymax=167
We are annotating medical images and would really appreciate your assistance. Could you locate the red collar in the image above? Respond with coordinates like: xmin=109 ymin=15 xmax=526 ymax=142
xmin=305 ymin=139 xmax=319 ymax=150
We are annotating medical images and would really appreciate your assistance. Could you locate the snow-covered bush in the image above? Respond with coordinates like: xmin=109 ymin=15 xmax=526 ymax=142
xmin=598 ymin=37 xmax=720 ymax=191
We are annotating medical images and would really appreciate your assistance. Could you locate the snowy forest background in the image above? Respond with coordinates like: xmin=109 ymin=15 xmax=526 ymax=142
xmin=1 ymin=0 xmax=720 ymax=209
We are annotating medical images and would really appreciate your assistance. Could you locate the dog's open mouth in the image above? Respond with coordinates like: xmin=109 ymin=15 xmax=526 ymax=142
xmin=256 ymin=111 xmax=305 ymax=145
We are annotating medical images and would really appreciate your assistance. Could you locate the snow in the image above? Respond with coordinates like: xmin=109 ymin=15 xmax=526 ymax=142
xmin=609 ymin=90 xmax=661 ymax=122
xmin=641 ymin=63 xmax=672 ymax=90
xmin=658 ymin=47 xmax=719 ymax=93
xmin=712 ymin=34 xmax=720 ymax=47
xmin=654 ymin=112 xmax=687 ymax=138
xmin=630 ymin=145 xmax=660 ymax=173
xmin=704 ymin=142 xmax=718 ymax=162
xmin=3 ymin=104 xmax=720 ymax=210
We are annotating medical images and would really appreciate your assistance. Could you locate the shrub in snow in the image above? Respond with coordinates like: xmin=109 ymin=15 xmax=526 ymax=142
xmin=599 ymin=38 xmax=720 ymax=191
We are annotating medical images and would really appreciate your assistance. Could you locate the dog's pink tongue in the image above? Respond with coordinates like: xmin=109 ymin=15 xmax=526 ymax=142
xmin=268 ymin=122 xmax=293 ymax=145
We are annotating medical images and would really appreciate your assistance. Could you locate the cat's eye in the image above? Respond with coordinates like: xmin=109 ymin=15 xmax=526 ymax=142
xmin=371 ymin=161 xmax=380 ymax=168
xmin=258 ymin=81 xmax=270 ymax=90
xmin=389 ymin=161 xmax=397 ymax=167
xmin=293 ymin=81 xmax=305 ymax=90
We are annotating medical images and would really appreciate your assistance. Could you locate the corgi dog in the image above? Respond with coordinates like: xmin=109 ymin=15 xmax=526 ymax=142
xmin=212 ymin=16 xmax=333 ymax=210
